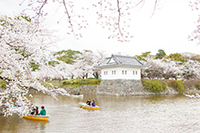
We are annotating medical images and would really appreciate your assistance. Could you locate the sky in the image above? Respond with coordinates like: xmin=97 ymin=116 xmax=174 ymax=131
xmin=1 ymin=0 xmax=200 ymax=57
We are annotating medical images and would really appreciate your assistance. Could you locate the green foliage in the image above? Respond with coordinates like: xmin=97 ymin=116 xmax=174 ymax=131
xmin=16 ymin=15 xmax=31 ymax=22
xmin=83 ymin=49 xmax=92 ymax=53
xmin=56 ymin=56 xmax=73 ymax=64
xmin=176 ymin=80 xmax=185 ymax=93
xmin=166 ymin=53 xmax=186 ymax=63
xmin=167 ymin=80 xmax=186 ymax=93
xmin=142 ymin=79 xmax=186 ymax=93
xmin=1 ymin=15 xmax=31 ymax=27
xmin=155 ymin=49 xmax=166 ymax=59
xmin=195 ymin=81 xmax=200 ymax=90
xmin=30 ymin=59 xmax=40 ymax=71
xmin=54 ymin=49 xmax=81 ymax=64
xmin=62 ymin=79 xmax=101 ymax=86
xmin=31 ymin=64 xmax=40 ymax=71
xmin=142 ymin=79 xmax=165 ymax=93
xmin=48 ymin=61 xmax=59 ymax=66
xmin=135 ymin=51 xmax=153 ymax=61
xmin=0 ymin=80 xmax=6 ymax=89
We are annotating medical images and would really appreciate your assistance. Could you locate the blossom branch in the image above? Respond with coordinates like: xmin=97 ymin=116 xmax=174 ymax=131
xmin=150 ymin=0 xmax=158 ymax=18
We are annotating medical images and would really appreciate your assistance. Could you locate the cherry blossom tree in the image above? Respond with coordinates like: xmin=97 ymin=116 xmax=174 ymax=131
xmin=161 ymin=60 xmax=184 ymax=80
xmin=141 ymin=58 xmax=163 ymax=79
xmin=74 ymin=50 xmax=95 ymax=79
xmin=18 ymin=0 xmax=200 ymax=44
xmin=19 ymin=0 xmax=161 ymax=42
xmin=142 ymin=57 xmax=200 ymax=80
xmin=182 ymin=59 xmax=200 ymax=80
xmin=142 ymin=58 xmax=184 ymax=80
xmin=92 ymin=50 xmax=107 ymax=79
xmin=0 ymin=15 xmax=69 ymax=116
xmin=189 ymin=0 xmax=200 ymax=44
xmin=75 ymin=50 xmax=107 ymax=79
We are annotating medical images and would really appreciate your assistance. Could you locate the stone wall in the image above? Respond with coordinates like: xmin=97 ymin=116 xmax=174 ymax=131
xmin=64 ymin=85 xmax=98 ymax=94
xmin=97 ymin=79 xmax=145 ymax=96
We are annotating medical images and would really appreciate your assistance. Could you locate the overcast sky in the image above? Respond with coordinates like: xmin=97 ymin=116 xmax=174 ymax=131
xmin=1 ymin=0 xmax=200 ymax=56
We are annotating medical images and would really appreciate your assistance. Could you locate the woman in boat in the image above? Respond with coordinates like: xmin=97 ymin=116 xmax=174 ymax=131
xmin=86 ymin=98 xmax=91 ymax=106
xmin=91 ymin=100 xmax=95 ymax=107
xmin=38 ymin=106 xmax=46 ymax=116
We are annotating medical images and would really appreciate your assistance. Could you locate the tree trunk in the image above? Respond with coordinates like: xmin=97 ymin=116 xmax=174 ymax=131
xmin=93 ymin=72 xmax=99 ymax=79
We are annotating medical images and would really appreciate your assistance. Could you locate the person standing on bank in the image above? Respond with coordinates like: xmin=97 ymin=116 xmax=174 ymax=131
xmin=38 ymin=106 xmax=46 ymax=115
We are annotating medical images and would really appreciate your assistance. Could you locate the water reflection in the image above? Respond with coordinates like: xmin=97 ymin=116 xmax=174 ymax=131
xmin=1 ymin=94 xmax=200 ymax=133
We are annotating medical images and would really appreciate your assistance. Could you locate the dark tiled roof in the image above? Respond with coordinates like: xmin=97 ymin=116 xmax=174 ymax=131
xmin=95 ymin=54 xmax=148 ymax=68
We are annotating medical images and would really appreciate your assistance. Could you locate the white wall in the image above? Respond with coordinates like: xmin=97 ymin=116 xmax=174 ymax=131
xmin=101 ymin=67 xmax=141 ymax=80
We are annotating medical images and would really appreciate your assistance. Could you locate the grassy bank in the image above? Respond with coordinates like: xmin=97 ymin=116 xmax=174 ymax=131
xmin=41 ymin=79 xmax=101 ymax=88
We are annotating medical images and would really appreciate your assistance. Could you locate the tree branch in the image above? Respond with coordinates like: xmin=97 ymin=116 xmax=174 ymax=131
xmin=62 ymin=0 xmax=76 ymax=37
xmin=34 ymin=0 xmax=48 ymax=22
xmin=150 ymin=0 xmax=158 ymax=18
xmin=116 ymin=0 xmax=125 ymax=41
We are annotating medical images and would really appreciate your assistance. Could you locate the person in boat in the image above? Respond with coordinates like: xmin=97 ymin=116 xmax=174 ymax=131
xmin=38 ymin=106 xmax=46 ymax=116
xmin=30 ymin=104 xmax=35 ymax=115
xmin=86 ymin=98 xmax=91 ymax=106
xmin=18 ymin=100 xmax=26 ymax=107
xmin=35 ymin=106 xmax=39 ymax=115
xmin=77 ymin=92 xmax=80 ymax=95
xmin=31 ymin=106 xmax=39 ymax=115
xmin=91 ymin=100 xmax=96 ymax=107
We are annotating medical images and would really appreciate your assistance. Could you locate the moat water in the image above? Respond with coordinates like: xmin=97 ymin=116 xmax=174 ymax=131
xmin=0 ymin=94 xmax=200 ymax=133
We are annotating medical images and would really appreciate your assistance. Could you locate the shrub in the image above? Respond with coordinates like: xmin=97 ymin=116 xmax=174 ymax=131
xmin=0 ymin=80 xmax=6 ymax=89
xmin=62 ymin=79 xmax=101 ymax=86
xmin=194 ymin=81 xmax=200 ymax=90
xmin=87 ymin=79 xmax=101 ymax=85
xmin=176 ymin=80 xmax=185 ymax=93
xmin=142 ymin=79 xmax=165 ymax=93
xmin=164 ymin=80 xmax=186 ymax=93
xmin=160 ymin=80 xmax=168 ymax=90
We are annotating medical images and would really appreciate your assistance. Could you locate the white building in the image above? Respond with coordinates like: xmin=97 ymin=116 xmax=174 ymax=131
xmin=96 ymin=54 xmax=148 ymax=80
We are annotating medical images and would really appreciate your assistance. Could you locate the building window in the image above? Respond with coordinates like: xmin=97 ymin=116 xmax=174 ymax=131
xmin=136 ymin=71 xmax=137 ymax=75
xmin=125 ymin=70 xmax=127 ymax=75
xmin=133 ymin=71 xmax=135 ymax=75
xmin=104 ymin=71 xmax=108 ymax=75
xmin=112 ymin=70 xmax=116 ymax=75
xmin=122 ymin=70 xmax=124 ymax=74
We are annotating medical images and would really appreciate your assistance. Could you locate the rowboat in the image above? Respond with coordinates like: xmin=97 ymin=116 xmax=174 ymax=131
xmin=71 ymin=95 xmax=83 ymax=98
xmin=79 ymin=102 xmax=100 ymax=110
xmin=23 ymin=114 xmax=50 ymax=121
